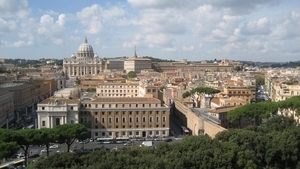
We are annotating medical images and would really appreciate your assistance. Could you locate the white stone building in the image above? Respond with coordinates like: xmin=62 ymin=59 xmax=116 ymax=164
xmin=36 ymin=88 xmax=80 ymax=129
xmin=63 ymin=37 xmax=104 ymax=77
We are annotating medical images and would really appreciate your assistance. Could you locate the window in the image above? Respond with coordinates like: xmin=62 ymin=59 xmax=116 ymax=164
xmin=149 ymin=131 xmax=152 ymax=135
xmin=152 ymin=89 xmax=156 ymax=92
xmin=149 ymin=117 xmax=152 ymax=122
xmin=95 ymin=118 xmax=98 ymax=124
xmin=80 ymin=118 xmax=83 ymax=123
xmin=122 ymin=131 xmax=125 ymax=135
xmin=136 ymin=104 xmax=138 ymax=107
xmin=163 ymin=117 xmax=166 ymax=122
xmin=42 ymin=121 xmax=45 ymax=126
xmin=95 ymin=132 xmax=99 ymax=137
xmin=102 ymin=132 xmax=105 ymax=136
xmin=129 ymin=131 xmax=132 ymax=135
xmin=116 ymin=117 xmax=119 ymax=123
xmin=156 ymin=131 xmax=159 ymax=135
xmin=156 ymin=117 xmax=159 ymax=122
xmin=149 ymin=104 xmax=151 ymax=107
xmin=142 ymin=104 xmax=145 ymax=107
xmin=109 ymin=118 xmax=112 ymax=123
xmin=102 ymin=112 xmax=105 ymax=115
xmin=129 ymin=117 xmax=132 ymax=123
xmin=116 ymin=125 xmax=118 ymax=128
xmin=116 ymin=111 xmax=118 ymax=115
xmin=136 ymin=131 xmax=139 ymax=135
xmin=109 ymin=132 xmax=112 ymax=136
xmin=95 ymin=112 xmax=98 ymax=115
xmin=156 ymin=111 xmax=159 ymax=114
xmin=122 ymin=125 xmax=125 ymax=128
xmin=136 ymin=117 xmax=139 ymax=122
xmin=143 ymin=117 xmax=145 ymax=122
xmin=42 ymin=107 xmax=45 ymax=110
xmin=109 ymin=104 xmax=111 ymax=108
xmin=102 ymin=118 xmax=105 ymax=123
xmin=150 ymin=111 xmax=152 ymax=114
xmin=70 ymin=106 xmax=73 ymax=110
xmin=95 ymin=104 xmax=98 ymax=108
xmin=162 ymin=131 xmax=165 ymax=134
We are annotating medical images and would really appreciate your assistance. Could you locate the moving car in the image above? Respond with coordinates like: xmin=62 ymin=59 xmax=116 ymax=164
xmin=29 ymin=153 xmax=40 ymax=158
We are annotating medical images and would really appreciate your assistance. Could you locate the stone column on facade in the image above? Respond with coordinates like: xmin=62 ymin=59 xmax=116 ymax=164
xmin=64 ymin=116 xmax=67 ymax=124
xmin=49 ymin=116 xmax=51 ymax=128
xmin=51 ymin=116 xmax=54 ymax=128
xmin=68 ymin=66 xmax=71 ymax=77
xmin=37 ymin=114 xmax=41 ymax=129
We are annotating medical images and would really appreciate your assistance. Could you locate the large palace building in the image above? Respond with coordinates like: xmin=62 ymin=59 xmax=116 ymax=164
xmin=63 ymin=37 xmax=104 ymax=77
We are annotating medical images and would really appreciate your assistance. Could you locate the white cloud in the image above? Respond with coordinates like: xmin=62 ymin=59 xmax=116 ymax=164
xmin=240 ymin=17 xmax=271 ymax=35
xmin=77 ymin=4 xmax=126 ymax=34
xmin=182 ymin=45 xmax=195 ymax=51
xmin=0 ymin=18 xmax=17 ymax=33
xmin=0 ymin=0 xmax=31 ymax=19
xmin=37 ymin=14 xmax=66 ymax=45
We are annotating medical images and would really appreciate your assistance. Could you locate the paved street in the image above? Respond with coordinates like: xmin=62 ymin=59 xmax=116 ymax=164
xmin=21 ymin=138 xmax=182 ymax=158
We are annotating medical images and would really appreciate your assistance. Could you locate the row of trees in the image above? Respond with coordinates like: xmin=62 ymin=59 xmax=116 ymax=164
xmin=0 ymin=124 xmax=88 ymax=166
xmin=27 ymin=116 xmax=300 ymax=169
xmin=227 ymin=95 xmax=300 ymax=127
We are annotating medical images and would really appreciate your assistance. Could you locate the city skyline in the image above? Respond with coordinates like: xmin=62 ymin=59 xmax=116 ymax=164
xmin=0 ymin=0 xmax=300 ymax=62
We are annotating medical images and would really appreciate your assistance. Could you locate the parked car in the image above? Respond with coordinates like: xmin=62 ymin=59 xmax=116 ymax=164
xmin=40 ymin=149 xmax=50 ymax=155
xmin=49 ymin=144 xmax=59 ymax=149
xmin=29 ymin=153 xmax=39 ymax=158
xmin=124 ymin=142 xmax=132 ymax=146
xmin=164 ymin=138 xmax=172 ymax=142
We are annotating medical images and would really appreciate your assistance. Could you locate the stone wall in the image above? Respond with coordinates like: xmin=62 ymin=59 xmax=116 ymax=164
xmin=174 ymin=100 xmax=226 ymax=138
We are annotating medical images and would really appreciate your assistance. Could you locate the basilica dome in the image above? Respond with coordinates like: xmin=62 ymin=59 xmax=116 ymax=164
xmin=77 ymin=37 xmax=94 ymax=58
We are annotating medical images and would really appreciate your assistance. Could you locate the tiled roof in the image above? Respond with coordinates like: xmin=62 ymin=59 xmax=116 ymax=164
xmin=85 ymin=97 xmax=160 ymax=103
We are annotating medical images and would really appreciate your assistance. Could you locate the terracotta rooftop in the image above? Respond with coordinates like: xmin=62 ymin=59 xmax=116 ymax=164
xmin=84 ymin=97 xmax=161 ymax=103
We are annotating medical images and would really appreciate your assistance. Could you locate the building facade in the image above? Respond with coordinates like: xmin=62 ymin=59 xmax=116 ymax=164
xmin=63 ymin=37 xmax=104 ymax=77
xmin=80 ymin=97 xmax=170 ymax=138
xmin=36 ymin=88 xmax=81 ymax=129
xmin=0 ymin=91 xmax=14 ymax=128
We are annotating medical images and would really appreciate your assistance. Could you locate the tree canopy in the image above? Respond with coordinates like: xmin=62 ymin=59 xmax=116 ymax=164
xmin=127 ymin=71 xmax=137 ymax=78
xmin=182 ymin=87 xmax=221 ymax=108
xmin=25 ymin=116 xmax=300 ymax=169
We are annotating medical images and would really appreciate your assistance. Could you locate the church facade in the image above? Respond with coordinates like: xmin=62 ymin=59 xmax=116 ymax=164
xmin=63 ymin=37 xmax=104 ymax=77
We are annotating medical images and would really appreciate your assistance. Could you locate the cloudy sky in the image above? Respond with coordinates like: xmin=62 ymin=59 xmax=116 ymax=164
xmin=0 ymin=0 xmax=300 ymax=62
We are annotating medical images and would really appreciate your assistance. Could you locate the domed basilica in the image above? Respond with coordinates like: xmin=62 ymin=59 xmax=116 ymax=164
xmin=63 ymin=37 xmax=104 ymax=77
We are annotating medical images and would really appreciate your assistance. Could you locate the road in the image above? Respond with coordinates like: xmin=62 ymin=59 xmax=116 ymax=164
xmin=23 ymin=138 xmax=182 ymax=158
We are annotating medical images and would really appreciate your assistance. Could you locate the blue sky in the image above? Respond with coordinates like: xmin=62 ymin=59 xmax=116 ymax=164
xmin=0 ymin=0 xmax=300 ymax=62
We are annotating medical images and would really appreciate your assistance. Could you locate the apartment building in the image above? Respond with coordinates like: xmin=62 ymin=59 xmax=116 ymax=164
xmin=0 ymin=82 xmax=37 ymax=113
xmin=96 ymin=82 xmax=139 ymax=97
xmin=80 ymin=97 xmax=170 ymax=138
xmin=0 ymin=91 xmax=14 ymax=128
xmin=222 ymin=86 xmax=256 ymax=104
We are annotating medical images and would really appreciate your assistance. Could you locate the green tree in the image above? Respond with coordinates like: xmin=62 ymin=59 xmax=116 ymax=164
xmin=256 ymin=77 xmax=265 ymax=87
xmin=34 ymin=128 xmax=58 ymax=156
xmin=182 ymin=87 xmax=220 ymax=108
xmin=55 ymin=124 xmax=88 ymax=152
xmin=0 ymin=129 xmax=19 ymax=159
xmin=127 ymin=71 xmax=137 ymax=78
xmin=13 ymin=129 xmax=40 ymax=166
